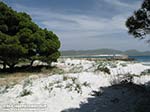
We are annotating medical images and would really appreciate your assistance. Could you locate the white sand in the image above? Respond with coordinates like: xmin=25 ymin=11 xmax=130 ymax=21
xmin=0 ymin=58 xmax=150 ymax=112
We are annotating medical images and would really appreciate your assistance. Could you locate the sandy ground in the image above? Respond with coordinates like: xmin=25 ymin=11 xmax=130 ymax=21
xmin=0 ymin=58 xmax=150 ymax=112
xmin=62 ymin=83 xmax=148 ymax=112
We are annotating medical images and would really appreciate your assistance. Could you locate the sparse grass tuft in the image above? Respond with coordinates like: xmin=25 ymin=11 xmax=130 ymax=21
xmin=20 ymin=89 xmax=32 ymax=97
xmin=120 ymin=63 xmax=127 ymax=67
xmin=95 ymin=65 xmax=110 ymax=74
xmin=95 ymin=61 xmax=111 ymax=74
xmin=141 ymin=69 xmax=150 ymax=75
xmin=23 ymin=79 xmax=33 ymax=88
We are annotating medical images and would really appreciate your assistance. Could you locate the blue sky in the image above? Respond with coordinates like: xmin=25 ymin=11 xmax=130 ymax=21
xmin=1 ymin=0 xmax=150 ymax=51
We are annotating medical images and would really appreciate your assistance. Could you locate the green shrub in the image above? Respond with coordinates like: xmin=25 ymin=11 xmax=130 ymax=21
xmin=120 ymin=63 xmax=127 ymax=67
xmin=95 ymin=65 xmax=110 ymax=74
xmin=141 ymin=69 xmax=150 ymax=75
xmin=20 ymin=89 xmax=32 ymax=97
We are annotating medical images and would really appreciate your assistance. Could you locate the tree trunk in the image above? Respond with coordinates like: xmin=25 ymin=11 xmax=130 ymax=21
xmin=9 ymin=64 xmax=15 ymax=71
xmin=30 ymin=60 xmax=34 ymax=67
xmin=3 ymin=63 xmax=6 ymax=70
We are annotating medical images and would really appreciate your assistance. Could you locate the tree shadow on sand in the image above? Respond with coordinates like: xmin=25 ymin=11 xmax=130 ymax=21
xmin=0 ymin=65 xmax=53 ymax=73
xmin=62 ymin=82 xmax=150 ymax=112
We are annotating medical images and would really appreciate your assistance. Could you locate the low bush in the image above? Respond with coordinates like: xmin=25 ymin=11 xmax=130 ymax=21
xmin=95 ymin=65 xmax=110 ymax=74
xmin=20 ymin=89 xmax=32 ymax=97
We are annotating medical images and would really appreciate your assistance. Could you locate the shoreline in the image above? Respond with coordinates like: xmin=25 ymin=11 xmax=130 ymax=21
xmin=60 ymin=57 xmax=135 ymax=61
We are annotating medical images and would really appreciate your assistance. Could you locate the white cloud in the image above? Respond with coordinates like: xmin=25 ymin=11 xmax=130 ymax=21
xmin=103 ymin=0 xmax=141 ymax=9
xmin=10 ymin=2 xmax=150 ymax=51
xmin=13 ymin=3 xmax=127 ymax=37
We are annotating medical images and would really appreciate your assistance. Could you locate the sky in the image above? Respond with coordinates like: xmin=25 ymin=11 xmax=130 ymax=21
xmin=1 ymin=0 xmax=150 ymax=51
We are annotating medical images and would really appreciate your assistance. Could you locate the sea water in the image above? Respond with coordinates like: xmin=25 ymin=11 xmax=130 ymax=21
xmin=130 ymin=56 xmax=150 ymax=65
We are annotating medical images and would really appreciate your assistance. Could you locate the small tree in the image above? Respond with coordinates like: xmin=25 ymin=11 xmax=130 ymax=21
xmin=126 ymin=0 xmax=150 ymax=40
xmin=0 ymin=2 xmax=61 ymax=70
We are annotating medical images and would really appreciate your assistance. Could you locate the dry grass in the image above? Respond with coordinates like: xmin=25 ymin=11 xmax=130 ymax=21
xmin=0 ymin=66 xmax=65 ymax=86
xmin=0 ymin=72 xmax=34 ymax=86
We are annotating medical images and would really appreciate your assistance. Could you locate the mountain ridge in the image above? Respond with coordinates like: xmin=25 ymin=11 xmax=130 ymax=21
xmin=61 ymin=49 xmax=150 ymax=56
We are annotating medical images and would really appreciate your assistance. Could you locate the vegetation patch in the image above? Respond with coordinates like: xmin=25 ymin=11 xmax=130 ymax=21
xmin=95 ymin=65 xmax=110 ymax=74
xmin=141 ymin=69 xmax=150 ymax=75
xmin=20 ymin=89 xmax=32 ymax=97
xmin=0 ymin=2 xmax=61 ymax=71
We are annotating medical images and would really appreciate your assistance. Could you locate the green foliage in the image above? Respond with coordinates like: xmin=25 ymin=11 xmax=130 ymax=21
xmin=20 ymin=89 xmax=32 ymax=97
xmin=119 ymin=63 xmax=127 ymax=67
xmin=126 ymin=0 xmax=150 ymax=39
xmin=95 ymin=63 xmax=110 ymax=74
xmin=0 ymin=2 xmax=61 ymax=69
xmin=97 ymin=66 xmax=110 ymax=74
xmin=141 ymin=69 xmax=150 ymax=75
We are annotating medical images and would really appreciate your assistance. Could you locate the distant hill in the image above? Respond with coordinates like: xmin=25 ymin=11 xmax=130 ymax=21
xmin=61 ymin=49 xmax=150 ymax=56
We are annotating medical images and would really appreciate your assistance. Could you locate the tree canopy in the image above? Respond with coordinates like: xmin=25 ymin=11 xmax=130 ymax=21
xmin=0 ymin=2 xmax=61 ymax=69
xmin=126 ymin=0 xmax=150 ymax=39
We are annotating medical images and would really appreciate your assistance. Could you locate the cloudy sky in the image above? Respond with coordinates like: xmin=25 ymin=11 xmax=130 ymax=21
xmin=2 ymin=0 xmax=150 ymax=51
